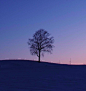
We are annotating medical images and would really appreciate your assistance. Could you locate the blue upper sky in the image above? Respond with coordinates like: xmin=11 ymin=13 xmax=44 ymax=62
xmin=0 ymin=0 xmax=86 ymax=64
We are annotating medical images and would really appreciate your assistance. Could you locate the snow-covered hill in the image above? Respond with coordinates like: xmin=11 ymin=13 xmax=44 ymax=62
xmin=0 ymin=60 xmax=86 ymax=91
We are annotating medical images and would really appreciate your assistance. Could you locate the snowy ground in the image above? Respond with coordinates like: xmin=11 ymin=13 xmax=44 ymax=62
xmin=0 ymin=60 xmax=86 ymax=91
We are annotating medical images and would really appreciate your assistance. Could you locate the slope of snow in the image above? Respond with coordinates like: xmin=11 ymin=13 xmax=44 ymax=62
xmin=0 ymin=60 xmax=86 ymax=91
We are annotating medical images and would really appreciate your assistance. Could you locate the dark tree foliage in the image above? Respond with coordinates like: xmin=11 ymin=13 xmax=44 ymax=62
xmin=27 ymin=29 xmax=54 ymax=63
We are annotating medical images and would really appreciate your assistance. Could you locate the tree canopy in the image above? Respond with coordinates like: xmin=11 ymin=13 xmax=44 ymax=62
xmin=27 ymin=29 xmax=54 ymax=62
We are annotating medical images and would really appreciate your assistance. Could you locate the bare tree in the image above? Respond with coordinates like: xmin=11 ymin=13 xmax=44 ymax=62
xmin=27 ymin=29 xmax=54 ymax=63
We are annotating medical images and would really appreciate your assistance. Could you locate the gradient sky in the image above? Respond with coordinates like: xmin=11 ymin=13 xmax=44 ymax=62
xmin=0 ymin=0 xmax=86 ymax=64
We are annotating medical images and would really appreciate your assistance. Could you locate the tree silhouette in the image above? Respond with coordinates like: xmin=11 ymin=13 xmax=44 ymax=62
xmin=27 ymin=29 xmax=54 ymax=63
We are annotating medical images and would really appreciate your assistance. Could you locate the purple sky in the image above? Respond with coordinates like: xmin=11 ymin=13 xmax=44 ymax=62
xmin=0 ymin=0 xmax=86 ymax=64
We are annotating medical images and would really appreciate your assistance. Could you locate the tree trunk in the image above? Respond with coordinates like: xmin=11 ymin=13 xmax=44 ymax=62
xmin=38 ymin=50 xmax=40 ymax=63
